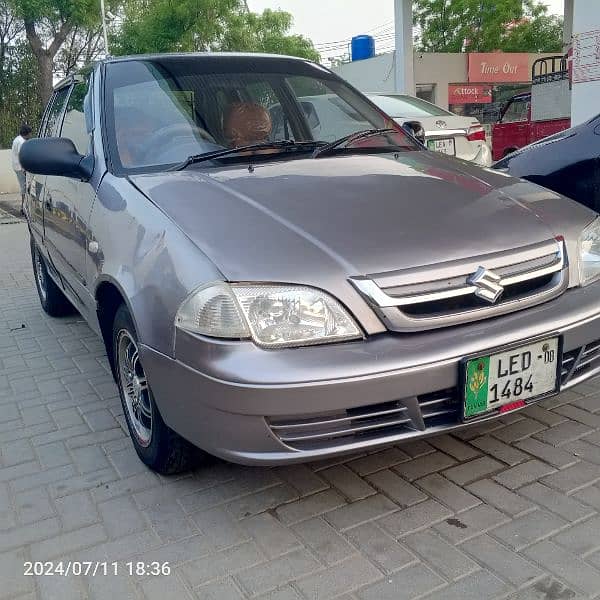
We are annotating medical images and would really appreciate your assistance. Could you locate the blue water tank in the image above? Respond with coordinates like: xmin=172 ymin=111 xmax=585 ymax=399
xmin=351 ymin=35 xmax=375 ymax=61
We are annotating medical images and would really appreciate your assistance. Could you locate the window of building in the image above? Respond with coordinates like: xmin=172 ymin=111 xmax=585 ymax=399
xmin=416 ymin=84 xmax=436 ymax=104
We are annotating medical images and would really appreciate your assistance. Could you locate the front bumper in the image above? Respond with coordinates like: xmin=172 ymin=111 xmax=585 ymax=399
xmin=141 ymin=282 xmax=600 ymax=465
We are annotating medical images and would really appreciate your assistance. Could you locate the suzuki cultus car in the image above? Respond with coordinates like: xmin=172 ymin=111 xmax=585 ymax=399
xmin=21 ymin=53 xmax=600 ymax=473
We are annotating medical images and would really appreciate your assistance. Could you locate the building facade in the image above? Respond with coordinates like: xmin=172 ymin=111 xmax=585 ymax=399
xmin=332 ymin=51 xmax=560 ymax=126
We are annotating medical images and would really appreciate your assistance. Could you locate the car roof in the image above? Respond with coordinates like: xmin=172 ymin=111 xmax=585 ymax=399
xmin=54 ymin=52 xmax=323 ymax=91
xmin=101 ymin=51 xmax=312 ymax=64
xmin=53 ymin=52 xmax=324 ymax=90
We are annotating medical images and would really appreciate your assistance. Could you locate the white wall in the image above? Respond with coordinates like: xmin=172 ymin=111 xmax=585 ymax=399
xmin=332 ymin=53 xmax=397 ymax=94
xmin=0 ymin=150 xmax=19 ymax=194
xmin=333 ymin=52 xmax=468 ymax=108
xmin=414 ymin=53 xmax=468 ymax=108
xmin=571 ymin=1 xmax=600 ymax=125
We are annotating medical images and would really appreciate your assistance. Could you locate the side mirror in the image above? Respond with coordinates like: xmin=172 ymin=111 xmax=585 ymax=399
xmin=403 ymin=120 xmax=426 ymax=145
xmin=20 ymin=137 xmax=92 ymax=180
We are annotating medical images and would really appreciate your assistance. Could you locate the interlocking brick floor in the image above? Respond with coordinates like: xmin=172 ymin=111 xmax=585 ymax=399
xmin=2 ymin=220 xmax=600 ymax=599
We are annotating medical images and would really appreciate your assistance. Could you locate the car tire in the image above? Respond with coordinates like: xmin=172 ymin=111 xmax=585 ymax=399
xmin=30 ymin=237 xmax=75 ymax=317
xmin=112 ymin=304 xmax=200 ymax=475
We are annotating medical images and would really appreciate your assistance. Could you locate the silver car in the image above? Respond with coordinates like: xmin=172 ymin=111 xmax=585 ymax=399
xmin=21 ymin=53 xmax=600 ymax=473
xmin=368 ymin=93 xmax=493 ymax=167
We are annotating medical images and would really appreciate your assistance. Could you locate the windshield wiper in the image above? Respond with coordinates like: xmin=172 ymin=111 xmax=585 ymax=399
xmin=172 ymin=140 xmax=326 ymax=170
xmin=312 ymin=128 xmax=399 ymax=159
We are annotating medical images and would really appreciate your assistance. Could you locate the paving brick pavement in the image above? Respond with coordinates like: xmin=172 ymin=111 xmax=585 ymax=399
xmin=2 ymin=219 xmax=600 ymax=599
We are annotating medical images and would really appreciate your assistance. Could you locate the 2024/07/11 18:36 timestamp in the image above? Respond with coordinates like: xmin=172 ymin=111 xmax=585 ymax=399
xmin=24 ymin=561 xmax=171 ymax=577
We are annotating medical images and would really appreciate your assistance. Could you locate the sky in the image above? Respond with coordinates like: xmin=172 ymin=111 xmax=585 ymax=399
xmin=247 ymin=0 xmax=565 ymax=61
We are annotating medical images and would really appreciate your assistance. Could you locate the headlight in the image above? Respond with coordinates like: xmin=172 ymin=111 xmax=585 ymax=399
xmin=579 ymin=217 xmax=600 ymax=286
xmin=176 ymin=282 xmax=362 ymax=348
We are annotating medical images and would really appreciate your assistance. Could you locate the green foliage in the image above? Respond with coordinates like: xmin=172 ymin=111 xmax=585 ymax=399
xmin=114 ymin=0 xmax=238 ymax=55
xmin=502 ymin=13 xmax=563 ymax=53
xmin=9 ymin=0 xmax=100 ymax=28
xmin=219 ymin=9 xmax=319 ymax=60
xmin=0 ymin=41 xmax=40 ymax=147
xmin=414 ymin=0 xmax=563 ymax=53
xmin=113 ymin=0 xmax=319 ymax=61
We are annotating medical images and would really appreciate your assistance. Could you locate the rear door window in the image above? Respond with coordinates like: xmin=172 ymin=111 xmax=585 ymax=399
xmin=42 ymin=87 xmax=71 ymax=138
xmin=60 ymin=78 xmax=92 ymax=155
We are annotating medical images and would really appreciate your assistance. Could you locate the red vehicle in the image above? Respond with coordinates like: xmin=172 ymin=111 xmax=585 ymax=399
xmin=492 ymin=56 xmax=571 ymax=161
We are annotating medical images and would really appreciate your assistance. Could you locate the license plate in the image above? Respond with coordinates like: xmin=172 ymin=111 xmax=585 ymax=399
xmin=427 ymin=138 xmax=456 ymax=155
xmin=463 ymin=337 xmax=560 ymax=420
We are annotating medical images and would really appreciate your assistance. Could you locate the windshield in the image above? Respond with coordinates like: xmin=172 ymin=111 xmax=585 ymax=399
xmin=369 ymin=94 xmax=452 ymax=118
xmin=104 ymin=57 xmax=417 ymax=172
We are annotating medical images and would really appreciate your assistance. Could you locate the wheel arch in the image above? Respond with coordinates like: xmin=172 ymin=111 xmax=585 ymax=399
xmin=95 ymin=277 xmax=138 ymax=379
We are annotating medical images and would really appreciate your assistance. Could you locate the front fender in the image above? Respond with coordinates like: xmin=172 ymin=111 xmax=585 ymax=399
xmin=88 ymin=174 xmax=224 ymax=356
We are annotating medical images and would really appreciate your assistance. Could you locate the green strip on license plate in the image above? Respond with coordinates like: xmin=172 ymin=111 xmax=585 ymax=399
xmin=465 ymin=356 xmax=491 ymax=418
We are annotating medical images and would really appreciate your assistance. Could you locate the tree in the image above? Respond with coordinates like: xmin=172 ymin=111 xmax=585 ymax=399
xmin=55 ymin=23 xmax=105 ymax=78
xmin=413 ymin=0 xmax=563 ymax=54
xmin=0 ymin=0 xmax=21 ymax=71
xmin=0 ymin=1 xmax=39 ymax=146
xmin=8 ymin=0 xmax=116 ymax=104
xmin=114 ymin=0 xmax=239 ymax=55
xmin=0 ymin=40 xmax=40 ymax=146
xmin=502 ymin=11 xmax=563 ymax=53
xmin=113 ymin=0 xmax=319 ymax=61
xmin=219 ymin=9 xmax=319 ymax=60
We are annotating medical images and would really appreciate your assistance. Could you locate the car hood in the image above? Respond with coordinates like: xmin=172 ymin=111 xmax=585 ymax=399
xmin=129 ymin=151 xmax=590 ymax=282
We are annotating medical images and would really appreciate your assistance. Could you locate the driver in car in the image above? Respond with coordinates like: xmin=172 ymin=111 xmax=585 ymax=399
xmin=223 ymin=102 xmax=273 ymax=148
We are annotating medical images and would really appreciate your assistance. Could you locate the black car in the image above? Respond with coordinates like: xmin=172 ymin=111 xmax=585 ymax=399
xmin=494 ymin=114 xmax=600 ymax=212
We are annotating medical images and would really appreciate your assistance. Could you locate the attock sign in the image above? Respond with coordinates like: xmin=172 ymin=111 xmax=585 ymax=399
xmin=448 ymin=84 xmax=493 ymax=104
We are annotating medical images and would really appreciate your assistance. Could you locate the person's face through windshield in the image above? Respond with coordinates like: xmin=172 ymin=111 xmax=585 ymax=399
xmin=223 ymin=102 xmax=273 ymax=148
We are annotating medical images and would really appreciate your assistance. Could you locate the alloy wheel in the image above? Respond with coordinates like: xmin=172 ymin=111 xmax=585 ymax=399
xmin=117 ymin=329 xmax=152 ymax=447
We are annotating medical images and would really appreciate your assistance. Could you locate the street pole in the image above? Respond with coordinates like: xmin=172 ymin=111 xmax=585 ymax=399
xmin=394 ymin=0 xmax=415 ymax=94
xmin=100 ymin=0 xmax=110 ymax=56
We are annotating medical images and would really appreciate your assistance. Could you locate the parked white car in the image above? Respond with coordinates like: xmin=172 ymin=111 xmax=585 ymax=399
xmin=367 ymin=93 xmax=493 ymax=167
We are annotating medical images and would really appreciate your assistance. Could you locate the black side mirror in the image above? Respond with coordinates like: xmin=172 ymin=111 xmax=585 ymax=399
xmin=403 ymin=120 xmax=426 ymax=145
xmin=20 ymin=137 xmax=93 ymax=181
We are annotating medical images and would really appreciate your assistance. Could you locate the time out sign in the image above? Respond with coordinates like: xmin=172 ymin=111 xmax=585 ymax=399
xmin=468 ymin=53 xmax=530 ymax=83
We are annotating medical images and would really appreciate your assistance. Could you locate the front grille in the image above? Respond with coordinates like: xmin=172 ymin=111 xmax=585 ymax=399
xmin=402 ymin=274 xmax=555 ymax=318
xmin=419 ymin=388 xmax=460 ymax=425
xmin=350 ymin=239 xmax=567 ymax=332
xmin=562 ymin=339 xmax=600 ymax=387
xmin=267 ymin=389 xmax=460 ymax=451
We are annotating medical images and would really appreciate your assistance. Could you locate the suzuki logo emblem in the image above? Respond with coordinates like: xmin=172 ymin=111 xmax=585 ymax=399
xmin=468 ymin=267 xmax=504 ymax=303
